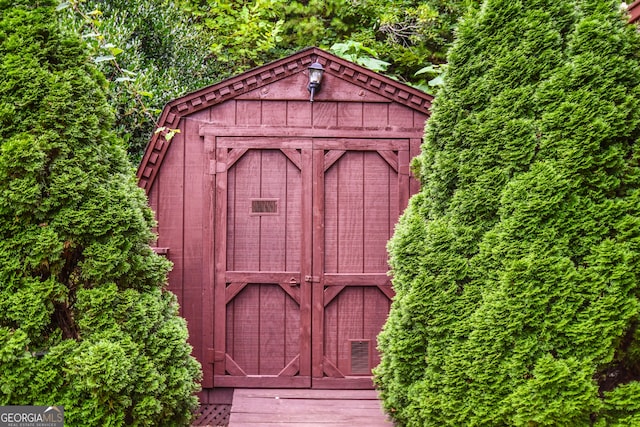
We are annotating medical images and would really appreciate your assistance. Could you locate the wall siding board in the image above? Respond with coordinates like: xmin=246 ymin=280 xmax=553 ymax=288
xmin=262 ymin=101 xmax=287 ymax=126
xmin=211 ymin=100 xmax=237 ymax=125
xmin=148 ymin=182 xmax=159 ymax=224
xmin=313 ymin=102 xmax=338 ymax=128
xmin=236 ymin=100 xmax=262 ymax=126
xmin=287 ymin=101 xmax=312 ymax=127
xmin=363 ymin=103 xmax=389 ymax=128
xmin=320 ymin=74 xmax=390 ymax=103
xmin=148 ymin=179 xmax=159 ymax=241
xmin=388 ymin=103 xmax=414 ymax=128
xmin=337 ymin=103 xmax=363 ymax=128
xmin=183 ymin=110 xmax=208 ymax=364
xmin=156 ymin=120 xmax=185 ymax=305
xmin=414 ymin=111 xmax=428 ymax=128
xmin=410 ymin=138 xmax=422 ymax=196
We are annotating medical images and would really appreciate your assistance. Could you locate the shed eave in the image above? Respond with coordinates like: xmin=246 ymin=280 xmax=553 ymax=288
xmin=629 ymin=0 xmax=640 ymax=23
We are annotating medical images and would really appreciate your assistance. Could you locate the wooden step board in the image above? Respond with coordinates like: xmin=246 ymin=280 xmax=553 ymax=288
xmin=228 ymin=389 xmax=394 ymax=426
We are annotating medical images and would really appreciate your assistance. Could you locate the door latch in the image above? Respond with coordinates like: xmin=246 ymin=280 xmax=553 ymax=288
xmin=304 ymin=275 xmax=320 ymax=283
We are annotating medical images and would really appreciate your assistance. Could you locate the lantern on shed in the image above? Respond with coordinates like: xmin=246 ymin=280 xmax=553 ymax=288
xmin=307 ymin=62 xmax=325 ymax=102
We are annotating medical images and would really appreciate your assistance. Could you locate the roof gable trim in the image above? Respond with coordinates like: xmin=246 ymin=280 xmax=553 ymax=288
xmin=137 ymin=47 xmax=433 ymax=192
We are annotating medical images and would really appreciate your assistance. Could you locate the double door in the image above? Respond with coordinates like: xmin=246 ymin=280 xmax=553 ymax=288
xmin=210 ymin=137 xmax=411 ymax=388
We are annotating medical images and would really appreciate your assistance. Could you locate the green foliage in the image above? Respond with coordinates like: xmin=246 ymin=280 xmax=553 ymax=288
xmin=203 ymin=0 xmax=284 ymax=70
xmin=55 ymin=0 xmax=481 ymax=161
xmin=176 ymin=0 xmax=287 ymax=75
xmin=330 ymin=41 xmax=391 ymax=73
xmin=56 ymin=0 xmax=480 ymax=161
xmin=376 ymin=0 xmax=640 ymax=425
xmin=179 ymin=0 xmax=480 ymax=87
xmin=0 ymin=2 xmax=201 ymax=425
xmin=339 ymin=0 xmax=480 ymax=85
xmin=60 ymin=0 xmax=218 ymax=162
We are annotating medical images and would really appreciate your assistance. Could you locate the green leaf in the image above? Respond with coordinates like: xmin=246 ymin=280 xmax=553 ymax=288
xmin=94 ymin=55 xmax=115 ymax=63
xmin=428 ymin=75 xmax=444 ymax=87
xmin=358 ymin=57 xmax=390 ymax=72
xmin=108 ymin=47 xmax=124 ymax=57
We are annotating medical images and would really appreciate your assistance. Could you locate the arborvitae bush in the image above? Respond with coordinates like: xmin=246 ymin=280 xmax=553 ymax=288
xmin=375 ymin=0 xmax=640 ymax=425
xmin=0 ymin=2 xmax=201 ymax=425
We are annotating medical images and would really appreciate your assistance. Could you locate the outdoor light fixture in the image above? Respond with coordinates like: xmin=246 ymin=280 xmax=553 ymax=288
xmin=307 ymin=62 xmax=325 ymax=102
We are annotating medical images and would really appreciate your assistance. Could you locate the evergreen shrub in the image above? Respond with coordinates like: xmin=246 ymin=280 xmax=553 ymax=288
xmin=0 ymin=2 xmax=201 ymax=425
xmin=375 ymin=0 xmax=640 ymax=425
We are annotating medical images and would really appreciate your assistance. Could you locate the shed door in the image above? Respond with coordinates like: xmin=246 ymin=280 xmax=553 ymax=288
xmin=212 ymin=137 xmax=409 ymax=389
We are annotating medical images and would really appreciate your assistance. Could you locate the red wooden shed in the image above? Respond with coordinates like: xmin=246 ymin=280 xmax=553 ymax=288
xmin=136 ymin=47 xmax=432 ymax=409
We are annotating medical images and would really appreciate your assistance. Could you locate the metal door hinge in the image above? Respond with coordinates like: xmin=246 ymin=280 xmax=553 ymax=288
xmin=304 ymin=275 xmax=320 ymax=283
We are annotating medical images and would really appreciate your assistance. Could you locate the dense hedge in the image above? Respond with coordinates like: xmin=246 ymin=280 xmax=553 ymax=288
xmin=375 ymin=0 xmax=640 ymax=425
xmin=0 ymin=1 xmax=201 ymax=425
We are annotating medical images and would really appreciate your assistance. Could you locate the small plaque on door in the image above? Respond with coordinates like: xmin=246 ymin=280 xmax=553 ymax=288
xmin=250 ymin=198 xmax=279 ymax=215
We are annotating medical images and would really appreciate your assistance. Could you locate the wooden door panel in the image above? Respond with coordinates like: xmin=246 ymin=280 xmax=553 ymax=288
xmin=227 ymin=150 xmax=302 ymax=271
xmin=362 ymin=286 xmax=393 ymax=369
xmin=324 ymin=151 xmax=398 ymax=274
xmin=313 ymin=142 xmax=408 ymax=388
xmin=227 ymin=284 xmax=260 ymax=373
xmin=219 ymin=281 xmax=309 ymax=387
xmin=215 ymin=145 xmax=311 ymax=388
xmin=213 ymin=138 xmax=408 ymax=389
xmin=322 ymin=286 xmax=392 ymax=376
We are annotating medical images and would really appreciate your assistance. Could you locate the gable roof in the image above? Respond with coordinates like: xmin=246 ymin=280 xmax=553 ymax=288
xmin=136 ymin=47 xmax=433 ymax=191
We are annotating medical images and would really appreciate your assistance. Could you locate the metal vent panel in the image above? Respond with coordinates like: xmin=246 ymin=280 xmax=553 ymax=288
xmin=251 ymin=199 xmax=279 ymax=215
xmin=350 ymin=340 xmax=370 ymax=375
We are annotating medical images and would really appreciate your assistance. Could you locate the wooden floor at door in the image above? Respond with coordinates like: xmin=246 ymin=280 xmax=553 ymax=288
xmin=228 ymin=388 xmax=394 ymax=426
